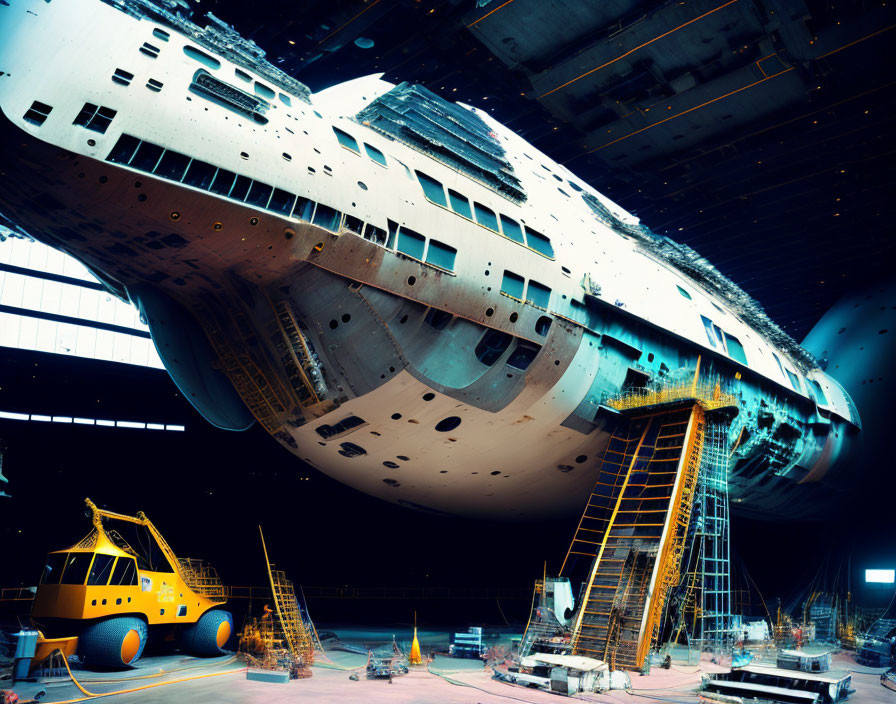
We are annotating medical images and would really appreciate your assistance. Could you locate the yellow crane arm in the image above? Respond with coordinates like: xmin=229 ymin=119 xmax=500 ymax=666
xmin=85 ymin=498 xmax=181 ymax=574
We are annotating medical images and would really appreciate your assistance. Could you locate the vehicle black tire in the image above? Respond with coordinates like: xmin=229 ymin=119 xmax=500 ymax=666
xmin=78 ymin=616 xmax=148 ymax=668
xmin=181 ymin=609 xmax=233 ymax=656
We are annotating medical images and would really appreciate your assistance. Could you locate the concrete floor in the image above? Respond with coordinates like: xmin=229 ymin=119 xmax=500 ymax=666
xmin=7 ymin=643 xmax=893 ymax=703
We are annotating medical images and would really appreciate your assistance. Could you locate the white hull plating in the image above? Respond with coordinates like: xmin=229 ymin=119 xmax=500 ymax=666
xmin=0 ymin=0 xmax=859 ymax=518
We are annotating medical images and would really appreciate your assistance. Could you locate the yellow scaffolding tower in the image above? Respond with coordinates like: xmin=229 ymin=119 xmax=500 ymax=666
xmin=259 ymin=526 xmax=315 ymax=670
xmin=563 ymin=362 xmax=732 ymax=670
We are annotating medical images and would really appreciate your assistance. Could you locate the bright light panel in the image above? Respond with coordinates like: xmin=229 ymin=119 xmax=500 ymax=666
xmin=865 ymin=569 xmax=895 ymax=584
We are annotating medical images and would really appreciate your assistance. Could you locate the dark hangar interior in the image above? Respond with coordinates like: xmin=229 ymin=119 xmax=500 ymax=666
xmin=1 ymin=0 xmax=894 ymax=700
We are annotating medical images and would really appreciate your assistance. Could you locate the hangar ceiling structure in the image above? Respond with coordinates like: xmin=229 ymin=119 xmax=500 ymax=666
xmin=204 ymin=0 xmax=895 ymax=339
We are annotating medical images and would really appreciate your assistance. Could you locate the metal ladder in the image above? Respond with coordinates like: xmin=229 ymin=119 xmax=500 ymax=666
xmin=259 ymin=527 xmax=315 ymax=667
xmin=568 ymin=404 xmax=706 ymax=670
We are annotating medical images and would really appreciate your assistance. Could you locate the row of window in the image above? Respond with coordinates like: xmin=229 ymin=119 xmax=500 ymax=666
xmin=330 ymin=126 xmax=555 ymax=260
xmin=416 ymin=170 xmax=554 ymax=258
xmin=23 ymin=100 xmax=117 ymax=134
xmin=106 ymin=134 xmax=460 ymax=272
xmin=40 ymin=551 xmax=138 ymax=586
xmin=106 ymin=133 xmax=346 ymax=230
xmin=770 ymin=349 xmax=827 ymax=403
xmin=342 ymin=217 xmax=458 ymax=272
xmin=333 ymin=127 xmax=388 ymax=166
xmin=700 ymin=315 xmax=747 ymax=365
xmin=701 ymin=313 xmax=827 ymax=404
xmin=501 ymin=270 xmax=551 ymax=309
xmin=178 ymin=38 xmax=293 ymax=107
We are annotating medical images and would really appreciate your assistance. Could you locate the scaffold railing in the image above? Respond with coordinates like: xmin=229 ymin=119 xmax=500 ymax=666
xmin=606 ymin=381 xmax=738 ymax=413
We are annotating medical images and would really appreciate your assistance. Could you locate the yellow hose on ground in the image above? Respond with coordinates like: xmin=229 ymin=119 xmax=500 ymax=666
xmin=73 ymin=655 xmax=239 ymax=684
xmin=43 ymin=649 xmax=245 ymax=703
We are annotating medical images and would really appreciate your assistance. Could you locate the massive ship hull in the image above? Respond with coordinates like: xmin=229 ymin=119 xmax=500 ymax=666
xmin=0 ymin=0 xmax=859 ymax=518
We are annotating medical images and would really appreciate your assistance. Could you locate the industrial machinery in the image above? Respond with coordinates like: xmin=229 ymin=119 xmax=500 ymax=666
xmin=31 ymin=499 xmax=232 ymax=668
xmin=856 ymin=619 xmax=896 ymax=667
xmin=366 ymin=638 xmax=409 ymax=680
xmin=237 ymin=527 xmax=316 ymax=678
xmin=449 ymin=627 xmax=487 ymax=659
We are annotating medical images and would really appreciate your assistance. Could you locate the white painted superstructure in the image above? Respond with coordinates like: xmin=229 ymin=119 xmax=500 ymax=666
xmin=0 ymin=0 xmax=859 ymax=518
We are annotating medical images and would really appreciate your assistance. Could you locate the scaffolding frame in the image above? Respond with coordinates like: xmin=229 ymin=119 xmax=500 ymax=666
xmin=696 ymin=421 xmax=732 ymax=656
xmin=259 ymin=526 xmax=315 ymax=669
xmin=565 ymin=402 xmax=706 ymax=670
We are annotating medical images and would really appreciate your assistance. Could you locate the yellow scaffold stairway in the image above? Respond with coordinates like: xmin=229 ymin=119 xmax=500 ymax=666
xmin=562 ymin=361 xmax=733 ymax=671
xmin=259 ymin=526 xmax=316 ymax=669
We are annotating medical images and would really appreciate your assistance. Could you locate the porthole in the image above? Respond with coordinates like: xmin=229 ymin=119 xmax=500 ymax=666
xmin=397 ymin=455 xmax=410 ymax=461
xmin=647 ymin=353 xmax=655 ymax=362
xmin=170 ymin=211 xmax=180 ymax=221
xmin=485 ymin=308 xmax=494 ymax=317
xmin=575 ymin=455 xmax=587 ymax=464
xmin=249 ymin=217 xmax=259 ymax=226
xmin=422 ymin=393 xmax=435 ymax=401
xmin=383 ymin=461 xmax=399 ymax=469
xmin=341 ymin=313 xmax=351 ymax=323
xmin=435 ymin=416 xmax=461 ymax=432
xmin=87 ymin=138 xmax=96 ymax=147
xmin=509 ymin=312 xmax=518 ymax=323
xmin=284 ymin=229 xmax=294 ymax=240
xmin=240 ymin=152 xmax=249 ymax=159
xmin=490 ymin=470 xmax=500 ymax=476
xmin=213 ymin=222 xmax=223 ymax=231
xmin=308 ymin=167 xmax=316 ymax=174
xmin=407 ymin=276 xmax=416 ymax=286
xmin=391 ymin=413 xmax=402 ymax=420
xmin=357 ymin=181 xmax=368 ymax=190
xmin=329 ymin=320 xmax=338 ymax=329
xmin=536 ymin=316 xmax=551 ymax=336
xmin=440 ymin=470 xmax=448 ymax=474
xmin=99 ymin=175 xmax=108 ymax=184
xmin=383 ymin=478 xmax=400 ymax=487
xmin=282 ymin=152 xmax=292 ymax=161
xmin=399 ymin=315 xmax=408 ymax=324
xmin=137 ymin=193 xmax=147 ymax=202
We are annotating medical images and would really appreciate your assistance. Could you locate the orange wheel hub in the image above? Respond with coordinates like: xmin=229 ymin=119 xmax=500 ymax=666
xmin=216 ymin=619 xmax=232 ymax=649
xmin=120 ymin=628 xmax=141 ymax=664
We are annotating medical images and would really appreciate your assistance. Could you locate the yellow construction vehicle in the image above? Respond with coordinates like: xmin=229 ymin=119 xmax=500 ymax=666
xmin=30 ymin=499 xmax=232 ymax=669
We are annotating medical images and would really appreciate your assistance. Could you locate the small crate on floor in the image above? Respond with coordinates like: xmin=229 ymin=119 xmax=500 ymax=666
xmin=246 ymin=669 xmax=290 ymax=684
